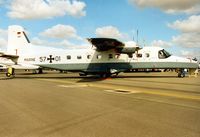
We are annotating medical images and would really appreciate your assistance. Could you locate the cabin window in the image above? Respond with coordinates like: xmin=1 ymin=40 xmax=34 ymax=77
xmin=66 ymin=55 xmax=71 ymax=60
xmin=108 ymin=54 xmax=113 ymax=59
xmin=158 ymin=49 xmax=171 ymax=59
xmin=137 ymin=53 xmax=142 ymax=58
xmin=145 ymin=53 xmax=150 ymax=58
xmin=97 ymin=54 xmax=102 ymax=59
xmin=77 ymin=56 xmax=82 ymax=59
xmin=87 ymin=55 xmax=91 ymax=59
xmin=115 ymin=54 xmax=120 ymax=58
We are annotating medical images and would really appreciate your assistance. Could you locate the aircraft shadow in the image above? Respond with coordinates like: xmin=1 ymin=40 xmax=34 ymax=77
xmin=115 ymin=75 xmax=177 ymax=79
xmin=0 ymin=73 xmax=105 ymax=82
xmin=0 ymin=72 xmax=178 ymax=81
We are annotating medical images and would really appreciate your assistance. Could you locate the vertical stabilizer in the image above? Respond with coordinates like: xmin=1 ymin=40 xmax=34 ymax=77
xmin=7 ymin=25 xmax=30 ymax=55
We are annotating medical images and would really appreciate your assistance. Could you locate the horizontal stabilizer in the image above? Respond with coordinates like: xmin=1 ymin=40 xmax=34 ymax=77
xmin=11 ymin=63 xmax=39 ymax=70
xmin=0 ymin=52 xmax=19 ymax=64
xmin=0 ymin=52 xmax=19 ymax=59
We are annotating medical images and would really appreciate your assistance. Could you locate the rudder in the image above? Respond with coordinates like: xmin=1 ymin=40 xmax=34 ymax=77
xmin=7 ymin=25 xmax=30 ymax=55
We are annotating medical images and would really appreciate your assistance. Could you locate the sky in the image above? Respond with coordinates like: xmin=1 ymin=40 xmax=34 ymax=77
xmin=0 ymin=0 xmax=200 ymax=59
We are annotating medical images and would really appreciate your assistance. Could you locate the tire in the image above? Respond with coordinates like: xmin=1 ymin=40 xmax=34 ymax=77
xmin=178 ymin=72 xmax=185 ymax=78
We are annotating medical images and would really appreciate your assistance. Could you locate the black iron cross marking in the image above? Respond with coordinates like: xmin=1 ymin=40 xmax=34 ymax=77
xmin=47 ymin=55 xmax=54 ymax=63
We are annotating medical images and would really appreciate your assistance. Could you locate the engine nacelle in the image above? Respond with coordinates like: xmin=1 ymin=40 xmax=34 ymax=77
xmin=118 ymin=47 xmax=138 ymax=54
xmin=116 ymin=41 xmax=140 ymax=57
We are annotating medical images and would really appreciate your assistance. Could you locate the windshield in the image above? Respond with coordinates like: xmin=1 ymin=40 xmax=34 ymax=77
xmin=158 ymin=49 xmax=171 ymax=59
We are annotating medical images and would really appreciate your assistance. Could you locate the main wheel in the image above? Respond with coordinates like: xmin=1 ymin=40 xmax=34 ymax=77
xmin=100 ymin=73 xmax=111 ymax=78
xmin=178 ymin=69 xmax=185 ymax=78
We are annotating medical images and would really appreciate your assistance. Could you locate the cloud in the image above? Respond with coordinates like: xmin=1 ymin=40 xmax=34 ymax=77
xmin=151 ymin=40 xmax=172 ymax=47
xmin=0 ymin=38 xmax=7 ymax=50
xmin=0 ymin=29 xmax=7 ymax=37
xmin=172 ymin=33 xmax=200 ymax=48
xmin=31 ymin=24 xmax=88 ymax=48
xmin=95 ymin=26 xmax=129 ymax=40
xmin=168 ymin=15 xmax=200 ymax=48
xmin=0 ymin=0 xmax=5 ymax=5
xmin=7 ymin=0 xmax=86 ymax=19
xmin=149 ymin=19 xmax=200 ymax=50
xmin=0 ymin=29 xmax=7 ymax=50
xmin=181 ymin=50 xmax=200 ymax=60
xmin=31 ymin=37 xmax=47 ymax=46
xmin=32 ymin=37 xmax=73 ymax=47
xmin=129 ymin=0 xmax=200 ymax=14
xmin=95 ymin=26 xmax=122 ymax=38
xmin=31 ymin=37 xmax=90 ymax=49
xmin=168 ymin=15 xmax=200 ymax=33
xmin=40 ymin=24 xmax=81 ymax=40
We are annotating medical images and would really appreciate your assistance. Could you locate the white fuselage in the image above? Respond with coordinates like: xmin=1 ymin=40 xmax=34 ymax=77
xmin=11 ymin=45 xmax=197 ymax=74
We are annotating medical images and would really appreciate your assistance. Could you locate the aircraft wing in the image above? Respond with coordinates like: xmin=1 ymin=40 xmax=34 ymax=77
xmin=87 ymin=38 xmax=141 ymax=55
xmin=87 ymin=38 xmax=125 ymax=51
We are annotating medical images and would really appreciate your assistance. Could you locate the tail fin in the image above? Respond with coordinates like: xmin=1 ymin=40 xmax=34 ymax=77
xmin=7 ymin=25 xmax=30 ymax=55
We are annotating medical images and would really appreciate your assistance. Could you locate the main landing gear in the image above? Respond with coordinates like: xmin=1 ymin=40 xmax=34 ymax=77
xmin=99 ymin=72 xmax=119 ymax=78
xmin=100 ymin=73 xmax=112 ymax=78
xmin=177 ymin=69 xmax=185 ymax=78
xmin=79 ymin=72 xmax=119 ymax=78
xmin=6 ymin=67 xmax=15 ymax=77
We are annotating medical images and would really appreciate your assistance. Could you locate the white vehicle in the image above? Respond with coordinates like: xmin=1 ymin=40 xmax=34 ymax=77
xmin=0 ymin=25 xmax=198 ymax=78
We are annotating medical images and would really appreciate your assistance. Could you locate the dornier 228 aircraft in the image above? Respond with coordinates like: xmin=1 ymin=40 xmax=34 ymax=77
xmin=0 ymin=25 xmax=199 ymax=78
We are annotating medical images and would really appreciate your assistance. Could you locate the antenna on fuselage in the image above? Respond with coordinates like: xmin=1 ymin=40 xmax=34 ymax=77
xmin=136 ymin=29 xmax=138 ymax=44
xmin=143 ymin=38 xmax=146 ymax=47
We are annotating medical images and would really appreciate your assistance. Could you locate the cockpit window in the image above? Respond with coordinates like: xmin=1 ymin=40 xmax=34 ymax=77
xmin=158 ymin=49 xmax=171 ymax=59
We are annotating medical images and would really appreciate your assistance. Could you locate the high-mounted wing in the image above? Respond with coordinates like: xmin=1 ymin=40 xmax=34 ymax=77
xmin=87 ymin=38 xmax=141 ymax=57
xmin=87 ymin=38 xmax=125 ymax=51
